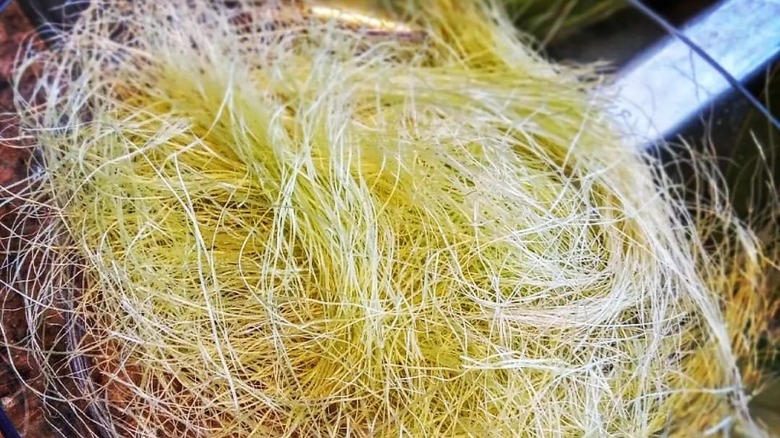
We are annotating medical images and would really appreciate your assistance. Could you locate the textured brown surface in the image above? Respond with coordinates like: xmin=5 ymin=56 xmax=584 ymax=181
xmin=0 ymin=4 xmax=70 ymax=437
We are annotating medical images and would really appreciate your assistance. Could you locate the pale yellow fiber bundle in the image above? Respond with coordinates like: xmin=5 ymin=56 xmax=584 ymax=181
xmin=9 ymin=0 xmax=776 ymax=437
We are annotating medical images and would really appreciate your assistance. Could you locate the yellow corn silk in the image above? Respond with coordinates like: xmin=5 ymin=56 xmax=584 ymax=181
xmin=11 ymin=1 xmax=775 ymax=437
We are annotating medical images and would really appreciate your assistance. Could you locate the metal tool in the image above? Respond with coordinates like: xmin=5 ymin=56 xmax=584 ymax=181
xmin=608 ymin=0 xmax=780 ymax=147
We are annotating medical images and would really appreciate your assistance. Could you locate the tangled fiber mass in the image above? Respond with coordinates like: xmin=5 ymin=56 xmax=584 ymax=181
xmin=4 ymin=0 xmax=778 ymax=436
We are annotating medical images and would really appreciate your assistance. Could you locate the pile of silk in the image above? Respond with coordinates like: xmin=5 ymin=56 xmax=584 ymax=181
xmin=6 ymin=0 xmax=777 ymax=436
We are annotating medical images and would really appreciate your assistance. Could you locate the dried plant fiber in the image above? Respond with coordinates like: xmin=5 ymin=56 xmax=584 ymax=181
xmin=5 ymin=0 xmax=777 ymax=437
xmin=366 ymin=0 xmax=626 ymax=42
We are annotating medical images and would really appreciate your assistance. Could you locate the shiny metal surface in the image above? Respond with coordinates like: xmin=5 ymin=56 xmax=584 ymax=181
xmin=608 ymin=0 xmax=780 ymax=147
